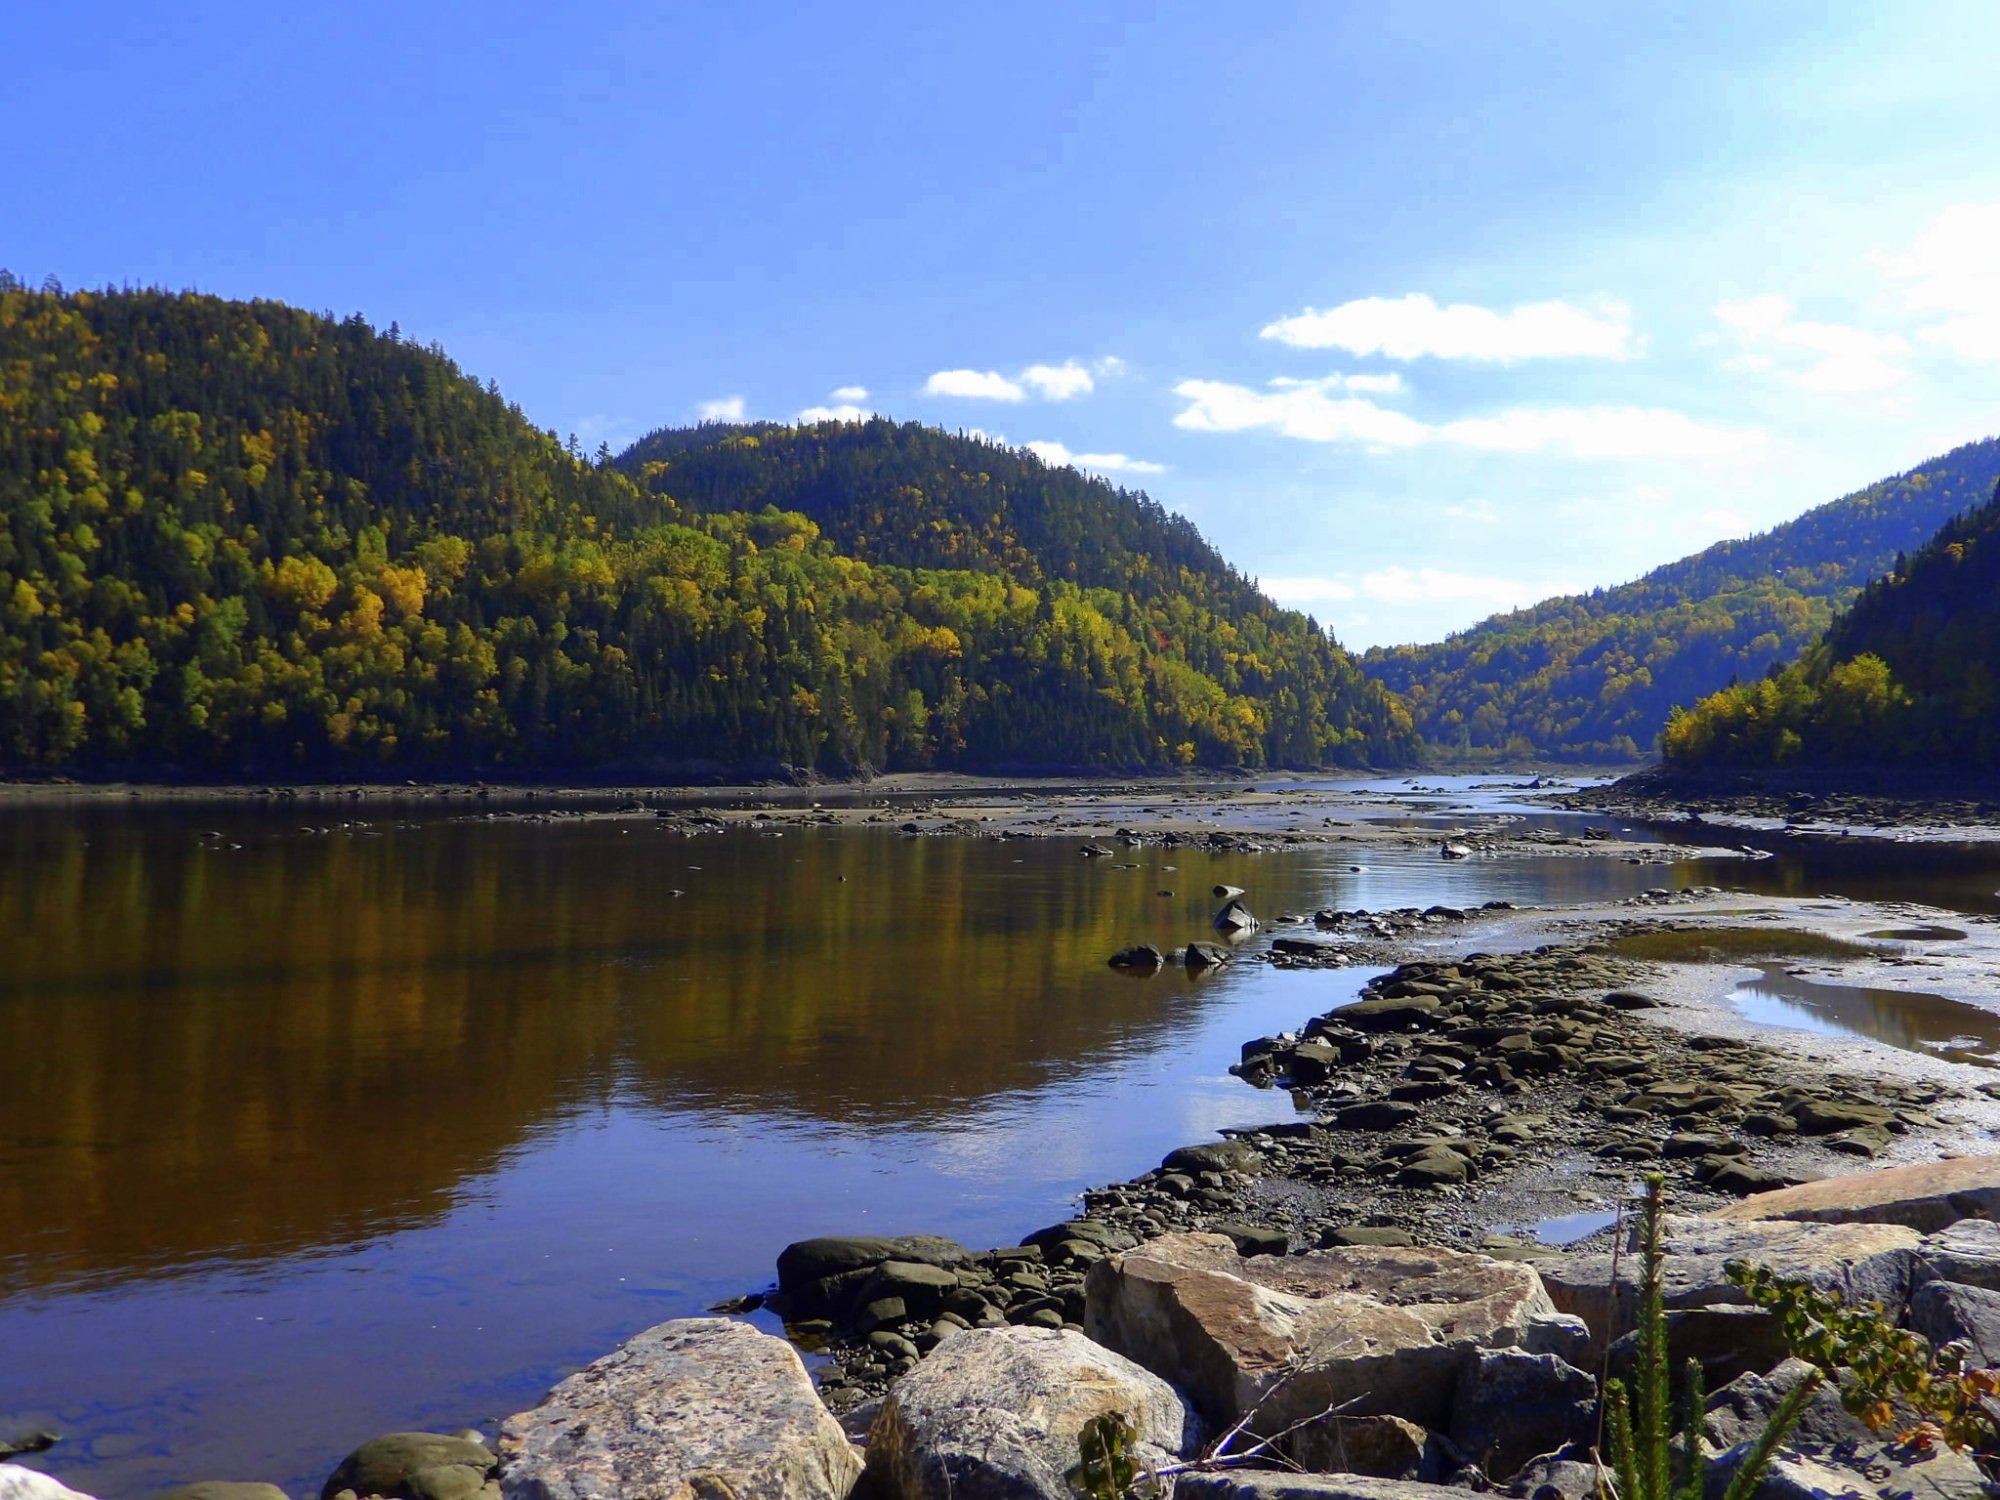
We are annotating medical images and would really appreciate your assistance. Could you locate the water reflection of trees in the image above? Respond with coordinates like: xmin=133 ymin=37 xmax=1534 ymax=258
xmin=0 ymin=816 xmax=1254 ymax=1291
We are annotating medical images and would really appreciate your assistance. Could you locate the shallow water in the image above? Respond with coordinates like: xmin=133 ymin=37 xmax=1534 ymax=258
xmin=4 ymin=794 xmax=2000 ymax=1498
xmin=1728 ymin=962 xmax=2000 ymax=1066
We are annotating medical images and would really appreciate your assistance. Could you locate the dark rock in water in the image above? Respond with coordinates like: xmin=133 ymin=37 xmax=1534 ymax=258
xmin=1184 ymin=942 xmax=1232 ymax=971
xmin=1213 ymin=898 xmax=1258 ymax=934
xmin=1209 ymin=1222 xmax=1288 ymax=1256
xmin=1331 ymin=995 xmax=1441 ymax=1032
xmin=1021 ymin=1220 xmax=1137 ymax=1255
xmin=1107 ymin=944 xmax=1165 ymax=971
xmin=775 ymin=1234 xmax=971 ymax=1319
xmin=1162 ymin=1141 xmax=1258 ymax=1175
xmin=320 ymin=1433 xmax=495 ymax=1500
xmin=1440 ymin=841 xmax=1471 ymax=860
xmin=861 ymin=1261 xmax=960 ymax=1320
xmin=1285 ymin=1038 xmax=1343 ymax=1083
xmin=1272 ymin=937 xmax=1336 ymax=957
xmin=1449 ymin=1348 xmax=1596 ymax=1480
xmin=1212 ymin=884 xmax=1245 ymax=899
xmin=160 ymin=1486 xmax=291 ymax=1500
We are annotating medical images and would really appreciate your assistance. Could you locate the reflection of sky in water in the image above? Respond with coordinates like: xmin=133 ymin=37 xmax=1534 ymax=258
xmin=12 ymin=796 xmax=1998 ymax=1500
xmin=1728 ymin=965 xmax=2000 ymax=1067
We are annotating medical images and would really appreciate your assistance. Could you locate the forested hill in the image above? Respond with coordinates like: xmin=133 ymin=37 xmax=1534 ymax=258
xmin=1663 ymin=479 xmax=2000 ymax=770
xmin=0 ymin=283 xmax=1416 ymax=776
xmin=1363 ymin=437 xmax=2000 ymax=762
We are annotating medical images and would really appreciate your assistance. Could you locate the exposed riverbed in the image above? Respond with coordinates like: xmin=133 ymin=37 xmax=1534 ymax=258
xmin=10 ymin=776 xmax=2000 ymax=1498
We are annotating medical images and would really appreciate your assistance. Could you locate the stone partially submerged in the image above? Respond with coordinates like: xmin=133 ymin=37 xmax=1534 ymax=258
xmin=499 ymin=1318 xmax=862 ymax=1500
xmin=866 ymin=1326 xmax=1199 ymax=1500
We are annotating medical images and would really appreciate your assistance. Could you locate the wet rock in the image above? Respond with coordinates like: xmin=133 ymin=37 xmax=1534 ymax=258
xmin=0 ymin=1469 xmax=97 ymax=1500
xmin=776 ymin=1235 xmax=972 ymax=1321
xmin=160 ymin=1486 xmax=291 ymax=1500
xmin=1162 ymin=1142 xmax=1258 ymax=1175
xmin=1449 ymin=1349 xmax=1596 ymax=1481
xmin=1184 ymin=943 xmax=1233 ymax=971
xmin=1083 ymin=1232 xmax=1555 ymax=1432
xmin=1603 ymin=990 xmax=1661 ymax=1010
xmin=1330 ymin=997 xmax=1440 ymax=1032
xmin=1332 ymin=1101 xmax=1420 ymax=1131
xmin=861 ymin=1262 xmax=960 ymax=1320
xmin=1108 ymin=945 xmax=1166 ymax=971
xmin=1021 ymin=1221 xmax=1137 ymax=1256
xmin=1709 ymin=1156 xmax=2000 ymax=1234
xmin=323 ymin=1435 xmax=495 ymax=1500
xmin=1213 ymin=900 xmax=1258 ymax=934
xmin=498 ymin=1318 xmax=861 ymax=1500
xmin=866 ymin=1327 xmax=1198 ymax=1500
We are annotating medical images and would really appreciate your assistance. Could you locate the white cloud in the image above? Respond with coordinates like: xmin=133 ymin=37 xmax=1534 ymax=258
xmin=1268 ymin=372 xmax=1407 ymax=397
xmin=1093 ymin=356 xmax=1127 ymax=377
xmin=697 ymin=396 xmax=746 ymax=422
xmin=1876 ymin=202 xmax=2000 ymax=361
xmin=1261 ymin=293 xmax=1635 ymax=362
xmin=1021 ymin=361 xmax=1095 ymax=400
xmin=1443 ymin=498 xmax=1498 ymax=524
xmin=830 ymin=385 xmax=869 ymax=402
xmin=924 ymin=368 xmax=1027 ymax=401
xmin=797 ymin=404 xmax=869 ymax=423
xmin=1171 ymin=378 xmax=1760 ymax=461
xmin=1713 ymin=295 xmax=1910 ymax=392
xmin=1261 ymin=568 xmax=1582 ymax=612
xmin=1024 ymin=440 xmax=1167 ymax=476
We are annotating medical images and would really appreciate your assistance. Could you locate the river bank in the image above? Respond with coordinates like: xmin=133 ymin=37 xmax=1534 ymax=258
xmin=13 ymin=782 xmax=2000 ymax=1498
xmin=777 ymin=886 xmax=2000 ymax=1412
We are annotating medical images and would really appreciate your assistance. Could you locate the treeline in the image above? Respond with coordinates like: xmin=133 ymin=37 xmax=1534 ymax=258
xmin=1364 ymin=438 xmax=2000 ymax=761
xmin=1663 ymin=479 xmax=2000 ymax=769
xmin=0 ymin=283 xmax=1416 ymax=776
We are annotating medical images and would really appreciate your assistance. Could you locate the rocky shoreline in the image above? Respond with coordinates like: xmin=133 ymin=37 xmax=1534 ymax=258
xmin=18 ymin=830 xmax=2000 ymax=1500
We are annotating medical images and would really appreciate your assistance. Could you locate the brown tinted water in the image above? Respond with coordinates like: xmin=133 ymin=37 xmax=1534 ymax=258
xmin=0 ymin=796 xmax=1992 ymax=1499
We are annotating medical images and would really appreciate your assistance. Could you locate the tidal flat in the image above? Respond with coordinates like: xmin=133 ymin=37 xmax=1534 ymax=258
xmin=8 ymin=774 xmax=2000 ymax=1497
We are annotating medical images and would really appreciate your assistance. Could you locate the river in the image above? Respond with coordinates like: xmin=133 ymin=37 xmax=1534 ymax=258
xmin=5 ymin=780 xmax=1999 ymax=1498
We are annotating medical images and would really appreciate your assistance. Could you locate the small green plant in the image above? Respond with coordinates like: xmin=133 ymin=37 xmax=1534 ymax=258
xmin=1600 ymin=1176 xmax=1821 ymax=1500
xmin=1068 ymin=1412 xmax=1144 ymax=1500
xmin=1729 ymin=1259 xmax=2000 ymax=1454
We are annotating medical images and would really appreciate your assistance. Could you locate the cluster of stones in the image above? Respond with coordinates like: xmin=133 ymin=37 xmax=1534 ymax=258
xmin=37 ymin=1160 xmax=2000 ymax=1500
xmin=1221 ymin=941 xmax=1957 ymax=1215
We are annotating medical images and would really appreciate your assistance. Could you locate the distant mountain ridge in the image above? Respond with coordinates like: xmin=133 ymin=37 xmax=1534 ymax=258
xmin=1362 ymin=436 xmax=2000 ymax=761
xmin=0 ymin=284 xmax=1416 ymax=775
xmin=1664 ymin=475 xmax=2000 ymax=769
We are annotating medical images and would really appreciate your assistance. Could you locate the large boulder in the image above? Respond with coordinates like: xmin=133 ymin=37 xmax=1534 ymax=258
xmin=323 ymin=1434 xmax=496 ymax=1500
xmin=1708 ymin=1156 xmax=2000 ymax=1234
xmin=866 ymin=1327 xmax=1198 ymax=1500
xmin=776 ymin=1236 xmax=972 ymax=1322
xmin=1701 ymin=1358 xmax=1875 ymax=1453
xmin=0 ymin=1469 xmax=96 ymax=1500
xmin=499 ymin=1318 xmax=861 ymax=1500
xmin=1083 ymin=1232 xmax=1554 ymax=1433
xmin=1538 ymin=1214 xmax=1919 ymax=1359
xmin=1702 ymin=1437 xmax=1994 ymax=1500
xmin=1917 ymin=1218 xmax=2000 ymax=1291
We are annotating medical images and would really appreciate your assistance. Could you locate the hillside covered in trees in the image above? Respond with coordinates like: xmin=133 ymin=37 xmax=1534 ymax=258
xmin=1364 ymin=437 xmax=2000 ymax=761
xmin=0 ymin=283 xmax=1416 ymax=776
xmin=1663 ymin=478 xmax=2000 ymax=770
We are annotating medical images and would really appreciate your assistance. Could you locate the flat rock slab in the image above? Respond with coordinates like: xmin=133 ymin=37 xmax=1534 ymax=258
xmin=867 ymin=1327 xmax=1198 ymax=1500
xmin=1084 ymin=1232 xmax=1553 ymax=1432
xmin=1540 ymin=1214 xmax=1919 ymax=1355
xmin=1708 ymin=1155 xmax=2000 ymax=1234
xmin=500 ymin=1318 xmax=862 ymax=1500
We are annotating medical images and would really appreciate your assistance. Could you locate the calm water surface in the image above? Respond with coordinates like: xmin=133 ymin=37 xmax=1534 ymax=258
xmin=4 ymin=790 xmax=1998 ymax=1498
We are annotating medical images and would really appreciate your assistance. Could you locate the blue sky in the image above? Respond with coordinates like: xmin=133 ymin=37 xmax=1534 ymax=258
xmin=10 ymin=2 xmax=2000 ymax=649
